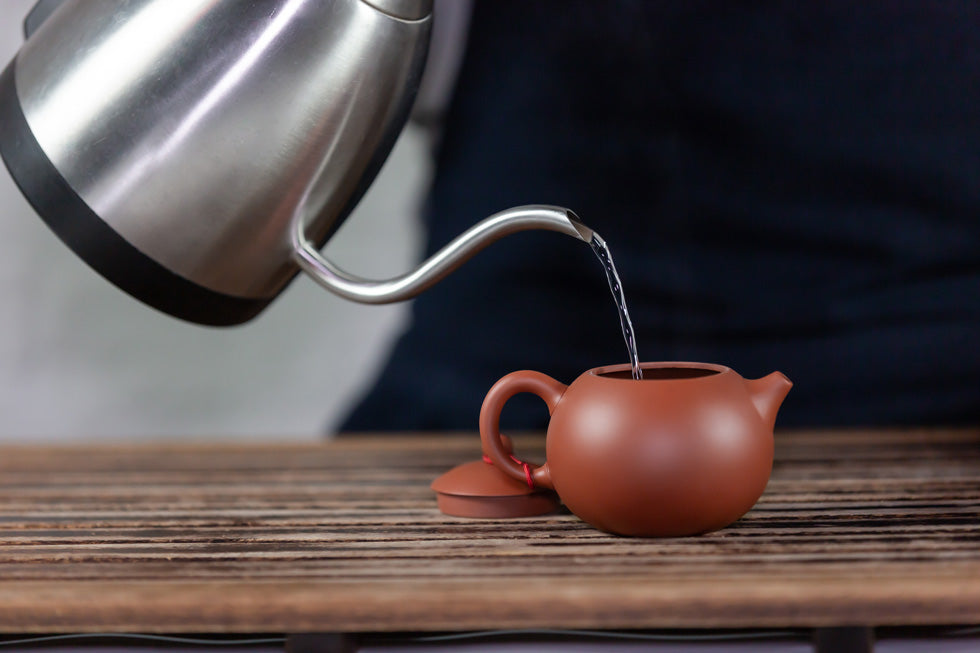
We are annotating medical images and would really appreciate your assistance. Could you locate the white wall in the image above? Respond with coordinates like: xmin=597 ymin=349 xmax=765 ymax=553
xmin=0 ymin=0 xmax=428 ymax=441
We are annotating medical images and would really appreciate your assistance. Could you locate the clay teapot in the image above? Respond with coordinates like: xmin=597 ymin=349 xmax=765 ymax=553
xmin=480 ymin=362 xmax=792 ymax=537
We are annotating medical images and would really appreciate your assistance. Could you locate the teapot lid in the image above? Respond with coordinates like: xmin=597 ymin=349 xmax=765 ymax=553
xmin=431 ymin=460 xmax=559 ymax=518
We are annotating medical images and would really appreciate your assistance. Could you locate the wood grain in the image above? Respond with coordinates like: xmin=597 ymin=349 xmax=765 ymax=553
xmin=0 ymin=429 xmax=978 ymax=633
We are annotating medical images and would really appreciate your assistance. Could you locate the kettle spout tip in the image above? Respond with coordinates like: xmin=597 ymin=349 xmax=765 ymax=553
xmin=746 ymin=371 xmax=793 ymax=430
xmin=565 ymin=209 xmax=595 ymax=243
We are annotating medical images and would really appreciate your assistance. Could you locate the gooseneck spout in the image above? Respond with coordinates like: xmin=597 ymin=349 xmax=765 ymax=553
xmin=745 ymin=372 xmax=793 ymax=431
xmin=293 ymin=205 xmax=593 ymax=304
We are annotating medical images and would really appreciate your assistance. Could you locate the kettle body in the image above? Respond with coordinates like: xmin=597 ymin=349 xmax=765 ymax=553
xmin=1 ymin=0 xmax=592 ymax=326
xmin=1 ymin=0 xmax=433 ymax=324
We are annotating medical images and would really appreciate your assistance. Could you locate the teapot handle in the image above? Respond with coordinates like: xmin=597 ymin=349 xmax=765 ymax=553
xmin=479 ymin=370 xmax=568 ymax=490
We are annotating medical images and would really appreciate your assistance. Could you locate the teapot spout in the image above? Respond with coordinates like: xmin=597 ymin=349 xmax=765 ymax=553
xmin=745 ymin=372 xmax=793 ymax=431
xmin=293 ymin=205 xmax=593 ymax=304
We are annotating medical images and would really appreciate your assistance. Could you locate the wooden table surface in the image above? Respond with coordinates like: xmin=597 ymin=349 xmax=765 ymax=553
xmin=0 ymin=429 xmax=978 ymax=634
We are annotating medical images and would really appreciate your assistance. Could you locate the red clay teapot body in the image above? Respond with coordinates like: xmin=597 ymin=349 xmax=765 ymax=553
xmin=480 ymin=362 xmax=792 ymax=537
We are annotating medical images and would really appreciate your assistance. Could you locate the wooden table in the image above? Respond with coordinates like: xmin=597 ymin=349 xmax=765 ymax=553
xmin=0 ymin=429 xmax=978 ymax=650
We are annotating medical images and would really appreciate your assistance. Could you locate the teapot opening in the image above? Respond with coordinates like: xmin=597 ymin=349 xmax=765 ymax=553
xmin=599 ymin=367 xmax=720 ymax=380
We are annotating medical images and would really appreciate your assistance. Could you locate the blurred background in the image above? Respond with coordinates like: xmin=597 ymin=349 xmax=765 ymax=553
xmin=0 ymin=0 xmax=430 ymax=441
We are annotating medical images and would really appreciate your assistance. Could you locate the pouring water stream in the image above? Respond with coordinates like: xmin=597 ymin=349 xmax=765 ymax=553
xmin=589 ymin=233 xmax=643 ymax=380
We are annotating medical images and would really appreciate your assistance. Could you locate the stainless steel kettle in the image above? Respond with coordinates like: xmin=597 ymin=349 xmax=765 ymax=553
xmin=0 ymin=0 xmax=592 ymax=325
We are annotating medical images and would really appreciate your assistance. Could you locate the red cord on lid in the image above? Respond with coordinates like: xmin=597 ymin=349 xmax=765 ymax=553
xmin=521 ymin=461 xmax=533 ymax=489
xmin=483 ymin=453 xmax=535 ymax=489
